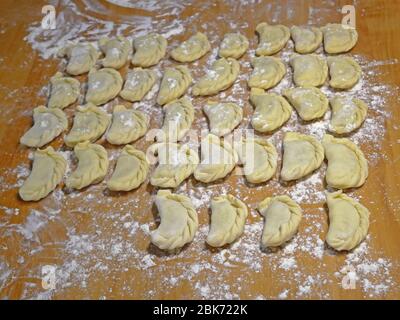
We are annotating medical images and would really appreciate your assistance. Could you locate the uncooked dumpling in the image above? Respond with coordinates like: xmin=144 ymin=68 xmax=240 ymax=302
xmin=203 ymin=101 xmax=242 ymax=136
xmin=107 ymin=145 xmax=149 ymax=191
xmin=157 ymin=66 xmax=192 ymax=106
xmin=290 ymin=54 xmax=328 ymax=87
xmin=149 ymin=143 xmax=199 ymax=188
xmin=48 ymin=72 xmax=80 ymax=109
xmin=85 ymin=68 xmax=123 ymax=105
xmin=119 ymin=68 xmax=157 ymax=102
xmin=19 ymin=147 xmax=66 ymax=201
xmin=106 ymin=105 xmax=148 ymax=145
xmin=151 ymin=190 xmax=198 ymax=250
xmin=258 ymin=195 xmax=302 ymax=247
xmin=283 ymin=86 xmax=329 ymax=121
xmin=58 ymin=43 xmax=100 ymax=76
xmin=248 ymin=56 xmax=286 ymax=90
xmin=250 ymin=88 xmax=292 ymax=133
xmin=157 ymin=97 xmax=194 ymax=142
xmin=322 ymin=134 xmax=368 ymax=189
xmin=235 ymin=137 xmax=278 ymax=184
xmin=290 ymin=26 xmax=322 ymax=54
xmin=326 ymin=190 xmax=369 ymax=251
xmin=219 ymin=33 xmax=249 ymax=59
xmin=206 ymin=194 xmax=248 ymax=247
xmin=131 ymin=33 xmax=167 ymax=67
xmin=20 ymin=106 xmax=68 ymax=148
xmin=281 ymin=132 xmax=324 ymax=181
xmin=329 ymin=96 xmax=368 ymax=134
xmin=99 ymin=36 xmax=131 ymax=69
xmin=170 ymin=32 xmax=210 ymax=63
xmin=192 ymin=58 xmax=240 ymax=96
xmin=66 ymin=141 xmax=109 ymax=190
xmin=327 ymin=56 xmax=361 ymax=89
xmin=194 ymin=134 xmax=238 ymax=183
xmin=321 ymin=23 xmax=358 ymax=54
xmin=64 ymin=103 xmax=110 ymax=147
xmin=255 ymin=22 xmax=290 ymax=56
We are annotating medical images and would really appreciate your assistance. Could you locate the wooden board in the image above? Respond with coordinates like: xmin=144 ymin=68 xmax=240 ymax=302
xmin=0 ymin=0 xmax=399 ymax=300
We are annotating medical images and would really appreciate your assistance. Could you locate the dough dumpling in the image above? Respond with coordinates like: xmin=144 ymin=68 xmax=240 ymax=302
xmin=290 ymin=54 xmax=328 ymax=87
xmin=151 ymin=190 xmax=198 ymax=250
xmin=107 ymin=145 xmax=149 ymax=191
xmin=85 ymin=68 xmax=123 ymax=105
xmin=322 ymin=134 xmax=368 ymax=189
xmin=192 ymin=58 xmax=240 ymax=96
xmin=207 ymin=194 xmax=248 ymax=247
xmin=131 ymin=33 xmax=167 ymax=67
xmin=329 ymin=96 xmax=368 ymax=134
xmin=194 ymin=134 xmax=238 ymax=183
xmin=290 ymin=26 xmax=322 ymax=54
xmin=256 ymin=22 xmax=290 ymax=56
xmin=149 ymin=143 xmax=199 ymax=188
xmin=66 ymin=141 xmax=109 ymax=190
xmin=119 ymin=68 xmax=157 ymax=102
xmin=283 ymin=86 xmax=328 ymax=121
xmin=258 ymin=195 xmax=302 ymax=247
xmin=58 ymin=43 xmax=100 ymax=76
xmin=20 ymin=106 xmax=68 ymax=148
xmin=235 ymin=137 xmax=278 ymax=184
xmin=281 ymin=132 xmax=324 ymax=181
xmin=157 ymin=97 xmax=194 ymax=142
xmin=321 ymin=23 xmax=358 ymax=54
xmin=170 ymin=32 xmax=211 ymax=63
xmin=203 ymin=101 xmax=242 ymax=137
xmin=248 ymin=56 xmax=286 ymax=90
xmin=48 ymin=72 xmax=80 ymax=109
xmin=327 ymin=56 xmax=361 ymax=89
xmin=219 ymin=33 xmax=249 ymax=59
xmin=19 ymin=147 xmax=66 ymax=201
xmin=64 ymin=103 xmax=110 ymax=147
xmin=326 ymin=190 xmax=370 ymax=251
xmin=250 ymin=88 xmax=292 ymax=133
xmin=157 ymin=66 xmax=192 ymax=106
xmin=99 ymin=36 xmax=131 ymax=69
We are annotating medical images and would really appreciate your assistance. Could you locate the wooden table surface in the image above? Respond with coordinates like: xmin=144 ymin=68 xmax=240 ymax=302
xmin=0 ymin=0 xmax=399 ymax=300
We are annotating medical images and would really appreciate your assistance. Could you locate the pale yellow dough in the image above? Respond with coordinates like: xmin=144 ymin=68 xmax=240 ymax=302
xmin=326 ymin=190 xmax=370 ymax=251
xmin=290 ymin=54 xmax=328 ymax=87
xmin=281 ymin=132 xmax=324 ymax=181
xmin=85 ymin=68 xmax=123 ymax=105
xmin=20 ymin=106 xmax=68 ymax=148
xmin=107 ymin=145 xmax=149 ymax=191
xmin=119 ymin=68 xmax=157 ymax=102
xmin=152 ymin=190 xmax=198 ymax=250
xmin=250 ymin=88 xmax=292 ymax=133
xmin=106 ymin=105 xmax=149 ymax=145
xmin=203 ymin=101 xmax=242 ymax=137
xmin=48 ymin=72 xmax=80 ymax=109
xmin=19 ymin=147 xmax=66 ymax=201
xmin=322 ymin=134 xmax=368 ymax=189
xmin=255 ymin=22 xmax=290 ymax=56
xmin=131 ymin=33 xmax=167 ymax=67
xmin=219 ymin=33 xmax=249 ymax=59
xmin=258 ymin=195 xmax=302 ymax=247
xmin=58 ymin=43 xmax=100 ymax=76
xmin=207 ymin=194 xmax=248 ymax=247
xmin=157 ymin=66 xmax=192 ymax=106
xmin=192 ymin=58 xmax=240 ymax=96
xmin=327 ymin=56 xmax=362 ymax=89
xmin=290 ymin=26 xmax=323 ymax=54
xmin=66 ymin=141 xmax=109 ymax=190
xmin=322 ymin=23 xmax=358 ymax=54
xmin=283 ymin=86 xmax=329 ymax=121
xmin=64 ymin=103 xmax=110 ymax=147
xmin=248 ymin=56 xmax=286 ymax=90
xmin=170 ymin=32 xmax=210 ymax=63
xmin=99 ymin=36 xmax=131 ymax=69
